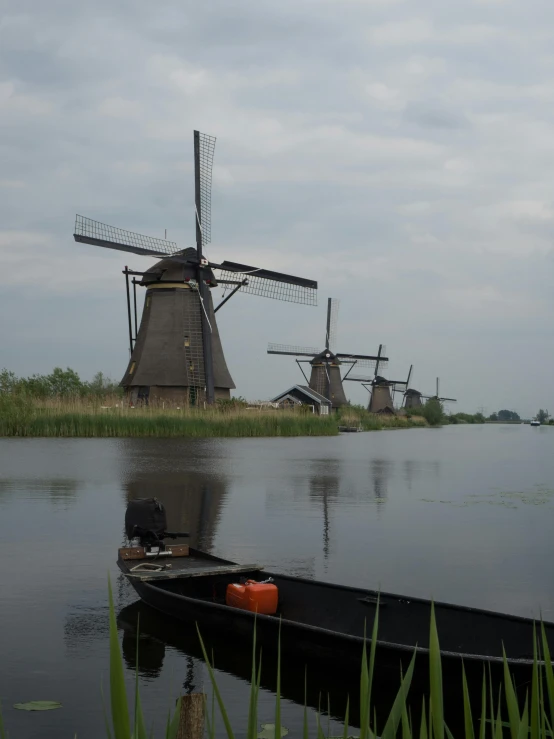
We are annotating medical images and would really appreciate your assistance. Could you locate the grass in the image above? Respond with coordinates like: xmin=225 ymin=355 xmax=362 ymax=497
xmin=106 ymin=581 xmax=554 ymax=739
xmin=2 ymin=579 xmax=553 ymax=738
xmin=0 ymin=395 xmax=428 ymax=438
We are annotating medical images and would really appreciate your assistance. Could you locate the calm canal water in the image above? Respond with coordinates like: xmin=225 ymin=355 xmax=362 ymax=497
xmin=0 ymin=424 xmax=553 ymax=738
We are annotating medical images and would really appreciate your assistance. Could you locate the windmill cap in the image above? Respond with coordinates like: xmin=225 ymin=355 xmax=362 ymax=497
xmin=140 ymin=248 xmax=217 ymax=286
xmin=310 ymin=349 xmax=341 ymax=365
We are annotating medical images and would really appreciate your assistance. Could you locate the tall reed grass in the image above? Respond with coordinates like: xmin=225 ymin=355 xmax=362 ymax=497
xmin=99 ymin=579 xmax=554 ymax=739
xmin=0 ymin=395 xmax=427 ymax=438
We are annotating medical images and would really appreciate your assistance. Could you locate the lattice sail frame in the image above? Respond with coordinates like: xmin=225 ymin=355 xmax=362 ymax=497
xmin=74 ymin=215 xmax=179 ymax=256
xmin=198 ymin=132 xmax=216 ymax=245
xmin=217 ymin=269 xmax=317 ymax=306
xmin=337 ymin=355 xmax=385 ymax=369
xmin=327 ymin=298 xmax=339 ymax=352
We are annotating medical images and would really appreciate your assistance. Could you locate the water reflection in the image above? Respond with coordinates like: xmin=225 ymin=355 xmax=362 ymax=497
xmin=0 ymin=478 xmax=79 ymax=505
xmin=124 ymin=471 xmax=228 ymax=551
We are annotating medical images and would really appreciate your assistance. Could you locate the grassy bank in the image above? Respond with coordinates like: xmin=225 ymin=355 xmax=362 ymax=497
xmin=0 ymin=396 xmax=428 ymax=438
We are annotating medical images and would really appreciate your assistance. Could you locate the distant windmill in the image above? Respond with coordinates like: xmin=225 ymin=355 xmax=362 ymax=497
xmin=267 ymin=298 xmax=387 ymax=410
xmin=422 ymin=378 xmax=457 ymax=406
xmin=73 ymin=130 xmax=317 ymax=406
xmin=343 ymin=346 xmax=407 ymax=414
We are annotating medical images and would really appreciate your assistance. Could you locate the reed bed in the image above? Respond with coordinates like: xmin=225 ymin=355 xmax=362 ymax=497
xmin=0 ymin=395 xmax=428 ymax=438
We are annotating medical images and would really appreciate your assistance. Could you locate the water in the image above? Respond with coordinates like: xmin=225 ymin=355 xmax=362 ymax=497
xmin=0 ymin=424 xmax=553 ymax=738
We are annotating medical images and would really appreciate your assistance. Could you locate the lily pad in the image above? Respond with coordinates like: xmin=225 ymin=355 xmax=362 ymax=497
xmin=13 ymin=701 xmax=62 ymax=712
xmin=258 ymin=723 xmax=289 ymax=739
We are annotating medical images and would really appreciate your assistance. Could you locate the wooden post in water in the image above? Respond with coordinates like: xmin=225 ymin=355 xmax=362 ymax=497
xmin=176 ymin=694 xmax=205 ymax=739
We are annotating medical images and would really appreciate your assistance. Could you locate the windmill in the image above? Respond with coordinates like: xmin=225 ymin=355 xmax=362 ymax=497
xmin=73 ymin=130 xmax=317 ymax=406
xmin=393 ymin=365 xmax=414 ymax=407
xmin=343 ymin=346 xmax=407 ymax=414
xmin=422 ymin=378 xmax=457 ymax=406
xmin=267 ymin=298 xmax=387 ymax=410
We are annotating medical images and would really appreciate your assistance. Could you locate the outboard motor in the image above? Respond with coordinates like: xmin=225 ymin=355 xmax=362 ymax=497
xmin=125 ymin=498 xmax=189 ymax=555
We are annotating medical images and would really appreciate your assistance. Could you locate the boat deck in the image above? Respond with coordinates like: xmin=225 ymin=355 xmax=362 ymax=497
xmin=118 ymin=547 xmax=261 ymax=583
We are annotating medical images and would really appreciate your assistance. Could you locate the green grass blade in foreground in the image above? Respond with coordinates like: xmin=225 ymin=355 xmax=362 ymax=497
xmin=461 ymin=664 xmax=474 ymax=739
xmin=196 ymin=624 xmax=235 ymax=739
xmin=502 ymin=645 xmax=520 ymax=739
xmin=247 ymin=620 xmax=259 ymax=739
xmin=166 ymin=697 xmax=182 ymax=739
xmin=360 ymin=600 xmax=380 ymax=739
xmin=493 ymin=687 xmax=503 ymax=739
xmin=380 ymin=649 xmax=417 ymax=739
xmin=478 ymin=670 xmax=486 ymax=739
xmin=429 ymin=603 xmax=444 ymax=739
xmin=343 ymin=697 xmax=350 ymax=739
xmin=419 ymin=697 xmax=428 ymax=739
xmin=108 ymin=573 xmax=131 ymax=739
xmin=517 ymin=696 xmax=529 ymax=739
xmin=530 ymin=626 xmax=539 ymax=739
xmin=101 ymin=680 xmax=115 ymax=739
xmin=541 ymin=622 xmax=554 ymax=722
xmin=134 ymin=616 xmax=148 ymax=739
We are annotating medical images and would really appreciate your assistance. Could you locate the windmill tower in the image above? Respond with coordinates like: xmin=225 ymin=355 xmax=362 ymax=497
xmin=343 ymin=346 xmax=407 ymax=414
xmin=73 ymin=130 xmax=317 ymax=406
xmin=395 ymin=365 xmax=424 ymax=409
xmin=267 ymin=298 xmax=387 ymax=410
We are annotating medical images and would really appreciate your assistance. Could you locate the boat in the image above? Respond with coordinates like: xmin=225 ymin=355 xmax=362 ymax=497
xmin=119 ymin=499 xmax=554 ymax=714
xmin=531 ymin=420 xmax=541 ymax=427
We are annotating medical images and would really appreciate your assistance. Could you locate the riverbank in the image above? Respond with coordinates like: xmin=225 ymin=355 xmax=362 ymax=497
xmin=0 ymin=397 xmax=427 ymax=437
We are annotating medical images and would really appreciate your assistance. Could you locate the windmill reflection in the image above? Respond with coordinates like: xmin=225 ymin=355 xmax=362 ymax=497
xmin=124 ymin=470 xmax=228 ymax=551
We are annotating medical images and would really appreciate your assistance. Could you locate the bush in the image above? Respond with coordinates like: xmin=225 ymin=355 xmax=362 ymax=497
xmin=422 ymin=398 xmax=444 ymax=426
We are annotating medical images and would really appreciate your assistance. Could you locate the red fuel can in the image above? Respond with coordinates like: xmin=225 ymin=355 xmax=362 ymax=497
xmin=226 ymin=579 xmax=278 ymax=615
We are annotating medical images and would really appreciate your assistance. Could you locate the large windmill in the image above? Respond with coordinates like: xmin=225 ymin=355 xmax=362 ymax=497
xmin=267 ymin=298 xmax=387 ymax=410
xmin=343 ymin=346 xmax=407 ymax=414
xmin=73 ymin=130 xmax=317 ymax=406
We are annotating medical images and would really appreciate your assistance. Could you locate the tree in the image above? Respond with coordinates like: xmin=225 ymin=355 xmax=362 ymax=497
xmin=497 ymin=409 xmax=520 ymax=422
xmin=422 ymin=398 xmax=444 ymax=426
xmin=537 ymin=409 xmax=550 ymax=423
xmin=489 ymin=413 xmax=498 ymax=422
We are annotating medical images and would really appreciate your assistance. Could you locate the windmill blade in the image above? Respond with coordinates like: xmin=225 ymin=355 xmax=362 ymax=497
xmin=439 ymin=397 xmax=457 ymax=402
xmin=195 ymin=130 xmax=216 ymax=246
xmin=215 ymin=262 xmax=317 ymax=306
xmin=74 ymin=215 xmax=179 ymax=258
xmin=267 ymin=343 xmax=320 ymax=357
xmin=406 ymin=364 xmax=413 ymax=390
xmin=436 ymin=377 xmax=440 ymax=398
xmin=336 ymin=353 xmax=389 ymax=370
xmin=343 ymin=374 xmax=375 ymax=383
xmin=374 ymin=344 xmax=386 ymax=378
xmin=326 ymin=298 xmax=340 ymax=352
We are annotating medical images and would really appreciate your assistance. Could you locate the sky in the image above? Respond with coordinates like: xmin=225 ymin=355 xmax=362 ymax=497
xmin=1 ymin=0 xmax=553 ymax=417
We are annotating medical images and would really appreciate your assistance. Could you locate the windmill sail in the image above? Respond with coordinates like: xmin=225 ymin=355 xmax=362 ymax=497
xmin=74 ymin=215 xmax=179 ymax=257
xmin=217 ymin=262 xmax=317 ymax=305
xmin=196 ymin=131 xmax=216 ymax=246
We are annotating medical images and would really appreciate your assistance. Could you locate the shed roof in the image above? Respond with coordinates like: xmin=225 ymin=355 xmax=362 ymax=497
xmin=270 ymin=384 xmax=332 ymax=407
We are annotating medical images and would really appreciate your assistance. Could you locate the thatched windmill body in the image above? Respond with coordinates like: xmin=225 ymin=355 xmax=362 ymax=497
xmin=73 ymin=131 xmax=317 ymax=405
xmin=343 ymin=347 xmax=407 ymax=414
xmin=267 ymin=299 xmax=387 ymax=410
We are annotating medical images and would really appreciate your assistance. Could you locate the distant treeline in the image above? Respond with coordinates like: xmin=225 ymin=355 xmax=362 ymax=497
xmin=0 ymin=367 xmax=122 ymax=398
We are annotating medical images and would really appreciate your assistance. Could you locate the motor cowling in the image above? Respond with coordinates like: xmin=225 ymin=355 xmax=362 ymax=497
xmin=125 ymin=498 xmax=167 ymax=542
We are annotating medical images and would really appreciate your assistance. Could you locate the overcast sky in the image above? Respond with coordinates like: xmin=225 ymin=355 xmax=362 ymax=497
xmin=2 ymin=0 xmax=553 ymax=416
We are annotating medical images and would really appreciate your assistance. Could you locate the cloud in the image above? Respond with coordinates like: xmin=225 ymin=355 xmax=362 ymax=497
xmin=1 ymin=0 xmax=554 ymax=414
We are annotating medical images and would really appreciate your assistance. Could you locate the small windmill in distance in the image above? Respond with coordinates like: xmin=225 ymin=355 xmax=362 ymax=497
xmin=267 ymin=298 xmax=387 ymax=410
xmin=343 ymin=346 xmax=407 ymax=414
xmin=422 ymin=378 xmax=457 ymax=406
xmin=73 ymin=130 xmax=318 ymax=406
